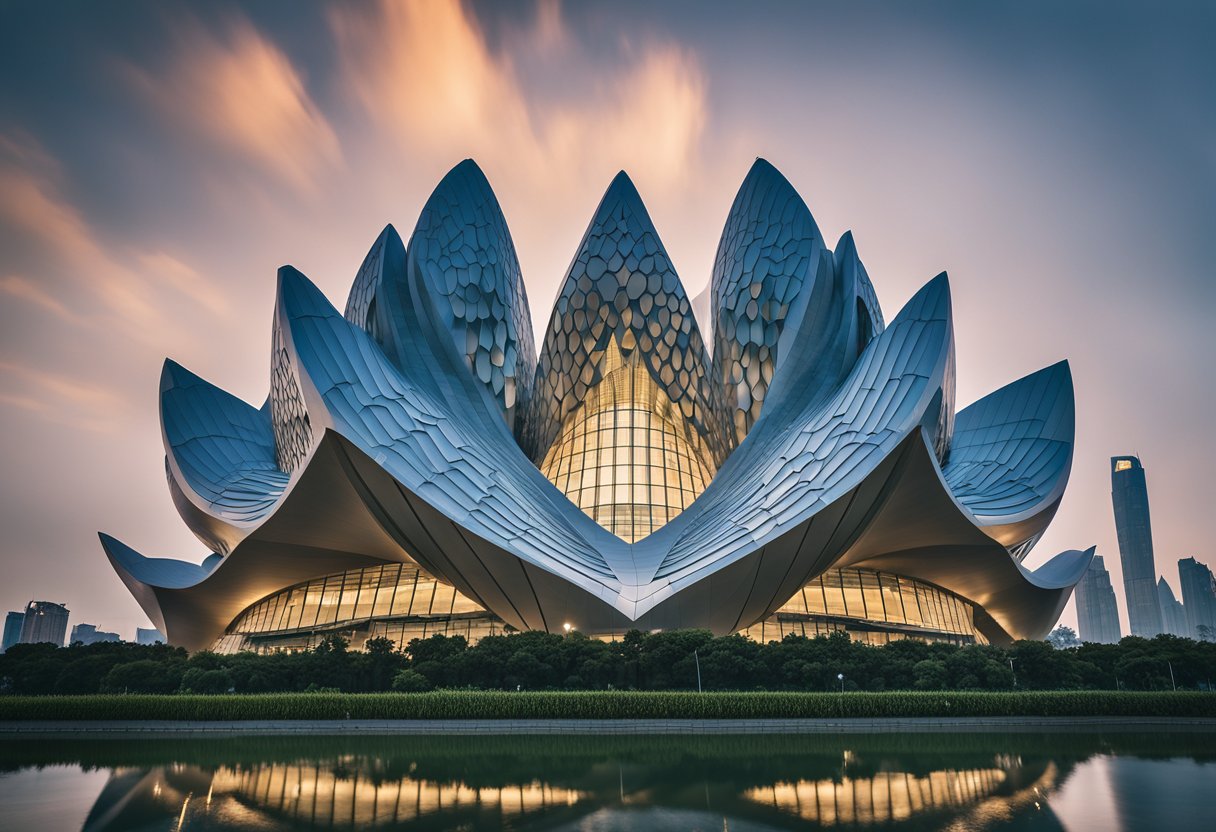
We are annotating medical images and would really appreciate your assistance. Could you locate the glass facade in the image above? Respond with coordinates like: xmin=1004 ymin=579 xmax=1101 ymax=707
xmin=218 ymin=563 xmax=506 ymax=653
xmin=740 ymin=568 xmax=983 ymax=645
xmin=539 ymin=339 xmax=716 ymax=542
xmin=216 ymin=563 xmax=980 ymax=653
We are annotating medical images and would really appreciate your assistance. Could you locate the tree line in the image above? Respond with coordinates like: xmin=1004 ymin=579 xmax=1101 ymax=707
xmin=1 ymin=629 xmax=1213 ymax=696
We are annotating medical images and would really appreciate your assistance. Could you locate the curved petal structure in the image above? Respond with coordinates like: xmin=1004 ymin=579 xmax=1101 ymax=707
xmin=944 ymin=361 xmax=1075 ymax=558
xmin=710 ymin=159 xmax=826 ymax=445
xmin=160 ymin=360 xmax=289 ymax=555
xmin=525 ymin=172 xmax=721 ymax=465
xmin=101 ymin=157 xmax=1091 ymax=651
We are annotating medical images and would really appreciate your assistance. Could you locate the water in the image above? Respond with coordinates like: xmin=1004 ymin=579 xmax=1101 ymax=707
xmin=0 ymin=733 xmax=1211 ymax=831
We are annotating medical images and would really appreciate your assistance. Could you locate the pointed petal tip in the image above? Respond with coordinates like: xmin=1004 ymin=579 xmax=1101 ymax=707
xmin=275 ymin=264 xmax=314 ymax=298
xmin=276 ymin=265 xmax=339 ymax=320
xmin=604 ymin=170 xmax=642 ymax=201
xmin=159 ymin=357 xmax=209 ymax=394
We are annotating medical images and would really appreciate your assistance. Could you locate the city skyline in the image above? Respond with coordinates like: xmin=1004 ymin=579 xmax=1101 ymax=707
xmin=1 ymin=1 xmax=1214 ymax=637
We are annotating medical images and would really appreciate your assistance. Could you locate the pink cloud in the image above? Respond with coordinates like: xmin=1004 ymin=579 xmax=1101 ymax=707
xmin=127 ymin=17 xmax=342 ymax=195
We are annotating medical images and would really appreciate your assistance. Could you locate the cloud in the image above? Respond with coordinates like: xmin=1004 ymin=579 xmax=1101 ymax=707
xmin=127 ymin=16 xmax=341 ymax=194
xmin=0 ymin=275 xmax=82 ymax=324
xmin=329 ymin=0 xmax=707 ymax=192
xmin=136 ymin=252 xmax=231 ymax=319
xmin=0 ymin=135 xmax=232 ymax=345
xmin=0 ymin=360 xmax=127 ymax=432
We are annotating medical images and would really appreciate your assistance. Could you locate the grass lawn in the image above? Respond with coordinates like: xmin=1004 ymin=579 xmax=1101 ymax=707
xmin=1 ymin=690 xmax=1214 ymax=721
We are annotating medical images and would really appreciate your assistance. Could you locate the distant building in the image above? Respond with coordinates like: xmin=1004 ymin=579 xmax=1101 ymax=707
xmin=136 ymin=627 xmax=165 ymax=646
xmin=19 ymin=601 xmax=69 ymax=647
xmin=69 ymin=623 xmax=120 ymax=646
xmin=1 ymin=611 xmax=24 ymax=653
xmin=1075 ymin=555 xmax=1122 ymax=644
xmin=1178 ymin=557 xmax=1216 ymax=640
xmin=1157 ymin=578 xmax=1189 ymax=636
xmin=1111 ymin=456 xmax=1163 ymax=636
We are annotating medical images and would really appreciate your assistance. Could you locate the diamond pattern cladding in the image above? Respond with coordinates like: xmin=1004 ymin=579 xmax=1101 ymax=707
xmin=410 ymin=160 xmax=537 ymax=430
xmin=711 ymin=159 xmax=824 ymax=445
xmin=525 ymin=172 xmax=723 ymax=469
xmin=269 ymin=318 xmax=313 ymax=473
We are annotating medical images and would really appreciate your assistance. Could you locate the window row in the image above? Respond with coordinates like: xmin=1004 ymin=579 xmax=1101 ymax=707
xmin=740 ymin=617 xmax=980 ymax=647
xmin=774 ymin=569 xmax=975 ymax=636
xmin=228 ymin=564 xmax=484 ymax=635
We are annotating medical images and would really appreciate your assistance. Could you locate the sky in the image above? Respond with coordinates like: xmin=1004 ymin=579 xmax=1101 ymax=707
xmin=0 ymin=0 xmax=1213 ymax=640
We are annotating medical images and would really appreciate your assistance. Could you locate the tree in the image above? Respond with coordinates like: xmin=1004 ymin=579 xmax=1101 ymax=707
xmin=101 ymin=659 xmax=184 ymax=693
xmin=1046 ymin=626 xmax=1081 ymax=649
xmin=913 ymin=659 xmax=948 ymax=690
xmin=180 ymin=667 xmax=233 ymax=694
xmin=391 ymin=669 xmax=433 ymax=692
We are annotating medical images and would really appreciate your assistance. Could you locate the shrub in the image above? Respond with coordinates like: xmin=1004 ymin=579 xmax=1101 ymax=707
xmin=391 ymin=670 xmax=433 ymax=692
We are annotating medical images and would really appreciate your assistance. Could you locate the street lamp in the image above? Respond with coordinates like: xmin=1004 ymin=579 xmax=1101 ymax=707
xmin=837 ymin=672 xmax=845 ymax=694
xmin=1008 ymin=657 xmax=1017 ymax=688
xmin=694 ymin=649 xmax=703 ymax=693
xmin=563 ymin=622 xmax=572 ymax=634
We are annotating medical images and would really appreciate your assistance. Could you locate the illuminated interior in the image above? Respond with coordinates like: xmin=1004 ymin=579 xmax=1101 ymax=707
xmin=741 ymin=568 xmax=983 ymax=645
xmin=214 ymin=562 xmax=983 ymax=652
xmin=216 ymin=562 xmax=505 ymax=653
xmin=1114 ymin=459 xmax=1133 ymax=472
xmin=539 ymin=337 xmax=716 ymax=542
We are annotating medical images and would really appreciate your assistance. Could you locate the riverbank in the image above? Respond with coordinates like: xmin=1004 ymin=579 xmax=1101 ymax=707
xmin=1 ymin=691 xmax=1213 ymax=722
xmin=3 ymin=715 xmax=1216 ymax=737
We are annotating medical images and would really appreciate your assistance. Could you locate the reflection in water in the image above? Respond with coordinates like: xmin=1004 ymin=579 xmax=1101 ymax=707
xmin=215 ymin=763 xmax=585 ymax=826
xmin=746 ymin=767 xmax=1025 ymax=824
xmin=0 ymin=734 xmax=1210 ymax=831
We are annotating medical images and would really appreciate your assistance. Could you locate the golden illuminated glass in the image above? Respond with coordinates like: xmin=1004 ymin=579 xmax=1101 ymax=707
xmin=1114 ymin=459 xmax=1133 ymax=472
xmin=741 ymin=568 xmax=981 ymax=644
xmin=227 ymin=563 xmax=486 ymax=638
xmin=539 ymin=338 xmax=716 ymax=542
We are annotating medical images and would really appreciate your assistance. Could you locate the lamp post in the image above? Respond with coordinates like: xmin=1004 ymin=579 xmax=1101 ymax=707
xmin=1167 ymin=660 xmax=1176 ymax=692
xmin=694 ymin=649 xmax=703 ymax=693
xmin=563 ymin=622 xmax=572 ymax=634
xmin=1008 ymin=657 xmax=1017 ymax=688
xmin=837 ymin=672 xmax=845 ymax=694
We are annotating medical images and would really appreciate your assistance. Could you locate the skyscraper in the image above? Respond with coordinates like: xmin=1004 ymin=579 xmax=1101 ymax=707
xmin=1157 ymin=578 xmax=1189 ymax=637
xmin=1 ymin=612 xmax=24 ymax=653
xmin=1111 ymin=456 xmax=1162 ymax=636
xmin=136 ymin=627 xmax=165 ymax=646
xmin=69 ymin=623 xmax=120 ymax=646
xmin=18 ymin=601 xmax=69 ymax=647
xmin=1178 ymin=557 xmax=1216 ymax=640
xmin=1075 ymin=554 xmax=1122 ymax=643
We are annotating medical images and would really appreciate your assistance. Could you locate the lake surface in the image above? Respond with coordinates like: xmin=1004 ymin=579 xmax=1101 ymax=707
xmin=0 ymin=733 xmax=1211 ymax=830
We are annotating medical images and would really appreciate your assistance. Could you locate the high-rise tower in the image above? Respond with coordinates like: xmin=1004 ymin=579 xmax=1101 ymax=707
xmin=18 ymin=601 xmax=69 ymax=647
xmin=1 ymin=612 xmax=24 ymax=653
xmin=1111 ymin=456 xmax=1162 ymax=636
xmin=1157 ymin=578 xmax=1189 ymax=636
xmin=1178 ymin=557 xmax=1216 ymax=640
xmin=1075 ymin=554 xmax=1122 ymax=643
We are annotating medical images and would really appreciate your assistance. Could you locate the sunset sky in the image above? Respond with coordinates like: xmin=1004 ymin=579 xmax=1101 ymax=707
xmin=1 ymin=0 xmax=1213 ymax=638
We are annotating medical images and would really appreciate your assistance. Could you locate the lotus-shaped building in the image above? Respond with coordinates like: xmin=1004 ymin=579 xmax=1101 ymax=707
xmin=101 ymin=159 xmax=1092 ymax=652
